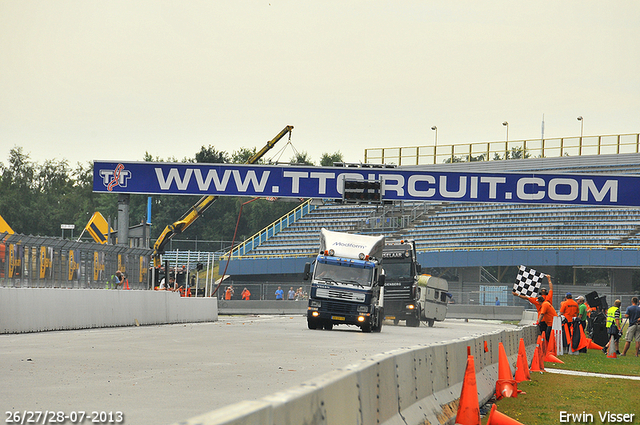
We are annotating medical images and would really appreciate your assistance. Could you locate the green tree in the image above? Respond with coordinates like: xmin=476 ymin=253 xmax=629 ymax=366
xmin=290 ymin=151 xmax=314 ymax=165
xmin=320 ymin=151 xmax=343 ymax=166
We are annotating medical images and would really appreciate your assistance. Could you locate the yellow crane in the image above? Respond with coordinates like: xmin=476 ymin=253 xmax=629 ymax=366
xmin=152 ymin=125 xmax=294 ymax=267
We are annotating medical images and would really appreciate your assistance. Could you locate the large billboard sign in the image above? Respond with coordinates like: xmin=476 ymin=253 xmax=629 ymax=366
xmin=93 ymin=161 xmax=636 ymax=207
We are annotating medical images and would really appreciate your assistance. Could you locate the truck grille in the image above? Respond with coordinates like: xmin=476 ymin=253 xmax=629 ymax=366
xmin=324 ymin=301 xmax=355 ymax=314
xmin=384 ymin=287 xmax=411 ymax=300
xmin=316 ymin=288 xmax=366 ymax=303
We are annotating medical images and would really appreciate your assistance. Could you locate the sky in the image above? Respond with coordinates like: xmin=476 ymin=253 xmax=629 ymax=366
xmin=1 ymin=1 xmax=639 ymax=167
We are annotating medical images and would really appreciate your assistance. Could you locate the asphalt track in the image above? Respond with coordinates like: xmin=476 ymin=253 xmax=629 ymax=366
xmin=1 ymin=315 xmax=515 ymax=425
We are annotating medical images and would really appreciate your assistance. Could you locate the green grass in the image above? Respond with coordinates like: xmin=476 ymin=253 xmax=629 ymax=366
xmin=481 ymin=349 xmax=640 ymax=425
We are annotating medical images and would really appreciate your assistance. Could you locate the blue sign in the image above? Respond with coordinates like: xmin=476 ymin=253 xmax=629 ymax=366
xmin=94 ymin=161 xmax=638 ymax=206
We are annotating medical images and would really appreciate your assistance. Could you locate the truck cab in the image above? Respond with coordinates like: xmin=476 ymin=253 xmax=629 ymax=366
xmin=382 ymin=239 xmax=421 ymax=326
xmin=305 ymin=228 xmax=385 ymax=332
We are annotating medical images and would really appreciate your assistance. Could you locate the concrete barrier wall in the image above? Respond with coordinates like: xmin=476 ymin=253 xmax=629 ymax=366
xmin=218 ymin=299 xmax=308 ymax=315
xmin=0 ymin=288 xmax=218 ymax=334
xmin=218 ymin=300 xmax=525 ymax=321
xmin=175 ymin=325 xmax=537 ymax=425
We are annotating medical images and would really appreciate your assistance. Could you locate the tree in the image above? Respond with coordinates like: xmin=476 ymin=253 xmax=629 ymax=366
xmin=290 ymin=151 xmax=314 ymax=166
xmin=320 ymin=151 xmax=343 ymax=166
xmin=195 ymin=145 xmax=229 ymax=164
xmin=232 ymin=147 xmax=258 ymax=164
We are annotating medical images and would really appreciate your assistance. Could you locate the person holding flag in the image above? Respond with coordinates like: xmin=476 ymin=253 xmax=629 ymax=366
xmin=513 ymin=274 xmax=554 ymax=314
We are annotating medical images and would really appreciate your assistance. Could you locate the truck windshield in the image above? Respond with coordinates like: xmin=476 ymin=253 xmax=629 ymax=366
xmin=314 ymin=262 xmax=373 ymax=287
xmin=383 ymin=262 xmax=412 ymax=279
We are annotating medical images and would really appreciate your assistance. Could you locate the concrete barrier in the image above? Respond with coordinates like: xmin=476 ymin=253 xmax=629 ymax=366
xmin=217 ymin=299 xmax=307 ymax=315
xmin=173 ymin=325 xmax=537 ymax=425
xmin=446 ymin=304 xmax=524 ymax=321
xmin=0 ymin=288 xmax=218 ymax=334
xmin=218 ymin=301 xmax=525 ymax=321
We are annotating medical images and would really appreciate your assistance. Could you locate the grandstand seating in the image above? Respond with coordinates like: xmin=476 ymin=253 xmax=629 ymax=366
xmin=231 ymin=153 xmax=640 ymax=259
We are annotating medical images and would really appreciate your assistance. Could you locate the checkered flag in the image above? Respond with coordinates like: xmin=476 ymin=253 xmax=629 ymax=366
xmin=513 ymin=265 xmax=545 ymax=297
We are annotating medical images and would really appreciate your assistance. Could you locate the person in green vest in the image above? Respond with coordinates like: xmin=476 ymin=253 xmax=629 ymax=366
xmin=105 ymin=270 xmax=123 ymax=289
xmin=603 ymin=299 xmax=622 ymax=355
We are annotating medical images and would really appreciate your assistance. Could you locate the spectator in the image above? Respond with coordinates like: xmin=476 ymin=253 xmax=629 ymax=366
xmin=621 ymin=297 xmax=640 ymax=357
xmin=537 ymin=295 xmax=557 ymax=343
xmin=275 ymin=286 xmax=284 ymax=300
xmin=513 ymin=274 xmax=553 ymax=313
xmin=495 ymin=297 xmax=500 ymax=306
xmin=241 ymin=287 xmax=251 ymax=301
xmin=604 ymin=299 xmax=622 ymax=355
xmin=225 ymin=285 xmax=234 ymax=300
xmin=577 ymin=296 xmax=588 ymax=329
xmin=295 ymin=287 xmax=303 ymax=300
xmin=288 ymin=287 xmax=295 ymax=300
xmin=115 ymin=271 xmax=124 ymax=288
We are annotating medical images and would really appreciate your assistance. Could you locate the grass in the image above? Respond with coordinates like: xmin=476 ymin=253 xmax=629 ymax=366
xmin=481 ymin=349 xmax=640 ymax=425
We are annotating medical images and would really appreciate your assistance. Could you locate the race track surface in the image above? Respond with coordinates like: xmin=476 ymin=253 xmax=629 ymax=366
xmin=1 ymin=315 xmax=515 ymax=425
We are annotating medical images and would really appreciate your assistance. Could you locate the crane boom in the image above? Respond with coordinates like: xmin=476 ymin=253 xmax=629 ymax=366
xmin=152 ymin=125 xmax=293 ymax=266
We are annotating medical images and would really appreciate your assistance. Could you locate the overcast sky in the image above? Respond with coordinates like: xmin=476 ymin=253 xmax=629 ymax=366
xmin=1 ymin=1 xmax=639 ymax=167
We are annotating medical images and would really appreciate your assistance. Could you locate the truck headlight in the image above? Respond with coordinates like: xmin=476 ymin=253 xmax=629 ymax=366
xmin=310 ymin=300 xmax=321 ymax=308
xmin=406 ymin=304 xmax=415 ymax=310
xmin=357 ymin=305 xmax=369 ymax=313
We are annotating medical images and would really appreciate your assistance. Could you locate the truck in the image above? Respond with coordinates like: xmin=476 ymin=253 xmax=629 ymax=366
xmin=382 ymin=239 xmax=422 ymax=327
xmin=417 ymin=274 xmax=449 ymax=327
xmin=305 ymin=228 xmax=386 ymax=332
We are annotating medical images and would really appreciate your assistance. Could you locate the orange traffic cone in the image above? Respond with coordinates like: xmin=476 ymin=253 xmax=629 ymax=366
xmin=515 ymin=338 xmax=530 ymax=382
xmin=486 ymin=404 xmax=525 ymax=425
xmin=577 ymin=324 xmax=589 ymax=351
xmin=495 ymin=342 xmax=518 ymax=400
xmin=586 ymin=338 xmax=603 ymax=350
xmin=546 ymin=330 xmax=557 ymax=356
xmin=606 ymin=335 xmax=617 ymax=359
xmin=484 ymin=340 xmax=489 ymax=353
xmin=454 ymin=355 xmax=481 ymax=425
xmin=514 ymin=352 xmax=530 ymax=382
xmin=536 ymin=338 xmax=545 ymax=371
xmin=544 ymin=352 xmax=564 ymax=363
xmin=530 ymin=346 xmax=543 ymax=373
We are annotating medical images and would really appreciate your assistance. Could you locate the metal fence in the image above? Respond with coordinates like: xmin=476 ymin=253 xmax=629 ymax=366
xmin=0 ymin=233 xmax=152 ymax=289
xmin=215 ymin=281 xmax=311 ymax=301
xmin=364 ymin=133 xmax=640 ymax=166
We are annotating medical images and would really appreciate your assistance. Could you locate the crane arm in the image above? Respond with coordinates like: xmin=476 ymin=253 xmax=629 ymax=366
xmin=152 ymin=125 xmax=293 ymax=266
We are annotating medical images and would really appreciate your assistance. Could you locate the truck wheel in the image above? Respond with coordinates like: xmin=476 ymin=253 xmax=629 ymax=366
xmin=307 ymin=317 xmax=319 ymax=330
xmin=407 ymin=313 xmax=420 ymax=327
xmin=372 ymin=308 xmax=383 ymax=333
xmin=323 ymin=321 xmax=333 ymax=330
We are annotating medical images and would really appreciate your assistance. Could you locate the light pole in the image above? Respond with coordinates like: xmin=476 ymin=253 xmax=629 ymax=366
xmin=502 ymin=121 xmax=509 ymax=142
xmin=577 ymin=116 xmax=583 ymax=138
xmin=431 ymin=126 xmax=438 ymax=164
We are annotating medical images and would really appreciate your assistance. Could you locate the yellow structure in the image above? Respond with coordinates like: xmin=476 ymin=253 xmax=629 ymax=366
xmin=364 ymin=133 xmax=640 ymax=166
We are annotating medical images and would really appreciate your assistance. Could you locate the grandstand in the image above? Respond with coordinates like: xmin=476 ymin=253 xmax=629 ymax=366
xmin=221 ymin=147 xmax=640 ymax=296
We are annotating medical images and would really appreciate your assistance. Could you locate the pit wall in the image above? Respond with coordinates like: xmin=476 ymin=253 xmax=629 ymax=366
xmin=0 ymin=288 xmax=218 ymax=334
xmin=175 ymin=325 xmax=537 ymax=425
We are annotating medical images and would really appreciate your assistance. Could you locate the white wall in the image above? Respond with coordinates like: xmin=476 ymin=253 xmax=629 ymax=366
xmin=0 ymin=288 xmax=218 ymax=334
